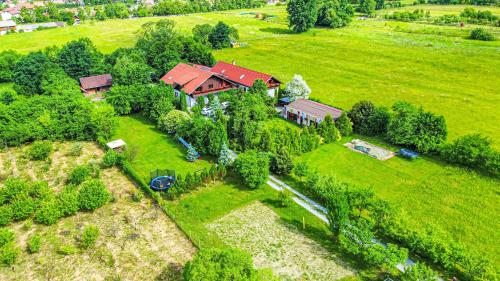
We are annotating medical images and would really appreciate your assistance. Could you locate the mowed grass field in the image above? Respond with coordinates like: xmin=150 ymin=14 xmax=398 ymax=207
xmin=380 ymin=4 xmax=500 ymax=16
xmin=287 ymin=135 xmax=500 ymax=264
xmin=112 ymin=114 xmax=212 ymax=180
xmin=1 ymin=6 xmax=499 ymax=145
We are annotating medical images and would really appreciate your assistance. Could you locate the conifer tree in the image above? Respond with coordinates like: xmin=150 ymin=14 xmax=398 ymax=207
xmin=218 ymin=142 xmax=232 ymax=166
xmin=186 ymin=145 xmax=198 ymax=162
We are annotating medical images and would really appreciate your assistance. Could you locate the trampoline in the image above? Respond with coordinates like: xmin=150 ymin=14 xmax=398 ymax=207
xmin=150 ymin=175 xmax=175 ymax=191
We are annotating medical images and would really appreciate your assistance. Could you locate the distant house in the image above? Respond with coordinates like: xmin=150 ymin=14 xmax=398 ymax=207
xmin=160 ymin=63 xmax=236 ymax=108
xmin=282 ymin=99 xmax=343 ymax=127
xmin=211 ymin=61 xmax=281 ymax=97
xmin=1 ymin=3 xmax=40 ymax=21
xmin=79 ymin=74 xmax=113 ymax=95
xmin=0 ymin=20 xmax=15 ymax=35
xmin=17 ymin=21 xmax=65 ymax=32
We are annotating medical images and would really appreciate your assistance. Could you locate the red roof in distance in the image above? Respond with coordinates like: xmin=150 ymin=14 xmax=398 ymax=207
xmin=160 ymin=63 xmax=233 ymax=95
xmin=79 ymin=74 xmax=112 ymax=90
xmin=210 ymin=61 xmax=279 ymax=88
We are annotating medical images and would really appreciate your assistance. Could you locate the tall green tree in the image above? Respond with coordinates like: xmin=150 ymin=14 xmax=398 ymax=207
xmin=317 ymin=115 xmax=341 ymax=143
xmin=358 ymin=0 xmax=376 ymax=16
xmin=316 ymin=0 xmax=354 ymax=28
xmin=112 ymin=51 xmax=153 ymax=85
xmin=57 ymin=38 xmax=105 ymax=79
xmin=287 ymin=0 xmax=318 ymax=33
xmin=326 ymin=191 xmax=350 ymax=236
xmin=208 ymin=21 xmax=232 ymax=49
xmin=234 ymin=150 xmax=270 ymax=189
xmin=335 ymin=111 xmax=353 ymax=137
xmin=13 ymin=52 xmax=52 ymax=96
xmin=0 ymin=51 xmax=21 ymax=83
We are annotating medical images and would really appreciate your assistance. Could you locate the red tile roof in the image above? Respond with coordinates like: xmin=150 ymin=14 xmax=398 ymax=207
xmin=160 ymin=63 xmax=230 ymax=95
xmin=286 ymin=99 xmax=343 ymax=120
xmin=210 ymin=61 xmax=278 ymax=88
xmin=79 ymin=74 xmax=112 ymax=90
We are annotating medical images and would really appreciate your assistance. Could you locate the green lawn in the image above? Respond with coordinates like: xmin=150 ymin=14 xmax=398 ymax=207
xmin=1 ymin=6 xmax=499 ymax=145
xmin=112 ymin=114 xmax=212 ymax=180
xmin=286 ymin=135 xmax=500 ymax=264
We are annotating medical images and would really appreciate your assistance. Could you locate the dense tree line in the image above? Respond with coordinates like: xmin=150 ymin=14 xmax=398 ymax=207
xmin=18 ymin=3 xmax=76 ymax=25
xmin=347 ymin=99 xmax=499 ymax=175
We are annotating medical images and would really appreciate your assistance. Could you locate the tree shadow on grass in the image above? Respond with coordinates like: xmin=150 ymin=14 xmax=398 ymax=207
xmin=259 ymin=27 xmax=295 ymax=35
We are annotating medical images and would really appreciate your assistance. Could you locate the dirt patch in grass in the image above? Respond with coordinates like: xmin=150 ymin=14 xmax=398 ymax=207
xmin=206 ymin=201 xmax=355 ymax=281
xmin=0 ymin=142 xmax=196 ymax=281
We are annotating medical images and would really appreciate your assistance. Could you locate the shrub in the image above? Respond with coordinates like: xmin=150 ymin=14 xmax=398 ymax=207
xmin=335 ymin=112 xmax=353 ymax=137
xmin=348 ymin=100 xmax=375 ymax=135
xmin=317 ymin=115 xmax=341 ymax=143
xmin=68 ymin=164 xmax=100 ymax=185
xmin=441 ymin=134 xmax=500 ymax=177
xmin=0 ymin=178 xmax=29 ymax=204
xmin=57 ymin=244 xmax=77 ymax=255
xmin=278 ymin=189 xmax=294 ymax=207
xmin=67 ymin=142 xmax=83 ymax=156
xmin=469 ymin=28 xmax=495 ymax=41
xmin=0 ymin=229 xmax=15 ymax=247
xmin=184 ymin=248 xmax=258 ymax=281
xmin=270 ymin=148 xmax=294 ymax=176
xmin=401 ymin=262 xmax=439 ymax=281
xmin=10 ymin=194 xmax=36 ymax=221
xmin=27 ymin=141 xmax=52 ymax=160
xmin=80 ymin=225 xmax=99 ymax=249
xmin=0 ymin=205 xmax=13 ymax=226
xmin=35 ymin=198 xmax=61 ymax=225
xmin=234 ymin=151 xmax=270 ymax=189
xmin=0 ymin=242 xmax=18 ymax=265
xmin=102 ymin=149 xmax=119 ymax=168
xmin=57 ymin=185 xmax=80 ymax=217
xmin=157 ymin=109 xmax=191 ymax=134
xmin=27 ymin=234 xmax=42 ymax=253
xmin=366 ymin=106 xmax=391 ymax=136
xmin=78 ymin=179 xmax=110 ymax=211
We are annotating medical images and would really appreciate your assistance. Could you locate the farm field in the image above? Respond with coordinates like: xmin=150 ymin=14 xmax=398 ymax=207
xmin=206 ymin=201 xmax=355 ymax=281
xmin=162 ymin=179 xmax=368 ymax=280
xmin=283 ymin=134 xmax=500 ymax=265
xmin=0 ymin=142 xmax=196 ymax=281
xmin=1 ymin=6 xmax=499 ymax=145
xmin=112 ymin=114 xmax=212 ymax=180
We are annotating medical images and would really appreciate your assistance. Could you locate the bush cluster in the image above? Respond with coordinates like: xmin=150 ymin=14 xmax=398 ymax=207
xmin=67 ymin=164 xmax=100 ymax=185
xmin=80 ymin=225 xmax=100 ymax=249
xmin=168 ymin=165 xmax=226 ymax=197
xmin=469 ymin=28 xmax=495 ymax=41
xmin=27 ymin=234 xmax=42 ymax=254
xmin=0 ymin=229 xmax=18 ymax=265
xmin=78 ymin=179 xmax=110 ymax=211
xmin=440 ymin=134 xmax=499 ymax=177
xmin=234 ymin=151 xmax=270 ymax=189
xmin=27 ymin=141 xmax=52 ymax=161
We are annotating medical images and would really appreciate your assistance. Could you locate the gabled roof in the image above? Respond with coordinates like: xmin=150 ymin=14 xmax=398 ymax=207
xmin=79 ymin=74 xmax=112 ymax=90
xmin=210 ymin=61 xmax=279 ymax=88
xmin=286 ymin=99 xmax=343 ymax=120
xmin=160 ymin=63 xmax=231 ymax=95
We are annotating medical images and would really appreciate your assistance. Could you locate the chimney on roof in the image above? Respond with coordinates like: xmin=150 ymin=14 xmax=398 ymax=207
xmin=232 ymin=60 xmax=236 ymax=65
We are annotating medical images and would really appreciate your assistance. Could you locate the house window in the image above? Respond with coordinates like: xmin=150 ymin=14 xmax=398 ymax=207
xmin=208 ymin=84 xmax=214 ymax=89
xmin=196 ymin=86 xmax=202 ymax=92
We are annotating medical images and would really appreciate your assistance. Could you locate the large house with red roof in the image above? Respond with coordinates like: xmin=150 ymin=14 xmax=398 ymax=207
xmin=160 ymin=63 xmax=236 ymax=108
xmin=211 ymin=61 xmax=281 ymax=97
xmin=160 ymin=61 xmax=281 ymax=108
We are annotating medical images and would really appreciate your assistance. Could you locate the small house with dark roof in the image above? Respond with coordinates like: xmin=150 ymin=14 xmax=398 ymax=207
xmin=210 ymin=61 xmax=281 ymax=97
xmin=160 ymin=63 xmax=236 ymax=108
xmin=79 ymin=74 xmax=112 ymax=95
xmin=282 ymin=99 xmax=343 ymax=127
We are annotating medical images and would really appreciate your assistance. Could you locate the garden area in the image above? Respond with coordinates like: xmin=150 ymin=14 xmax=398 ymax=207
xmin=0 ymin=142 xmax=195 ymax=280
xmin=112 ymin=114 xmax=212 ymax=181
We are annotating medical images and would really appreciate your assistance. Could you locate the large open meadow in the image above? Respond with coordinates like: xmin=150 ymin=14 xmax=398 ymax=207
xmin=1 ymin=5 xmax=499 ymax=145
